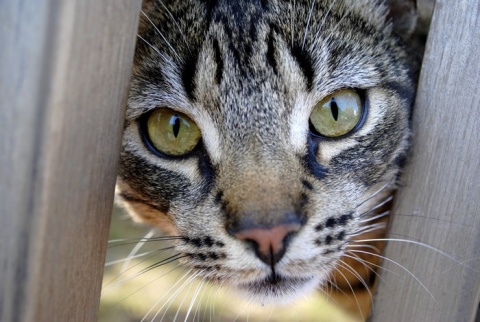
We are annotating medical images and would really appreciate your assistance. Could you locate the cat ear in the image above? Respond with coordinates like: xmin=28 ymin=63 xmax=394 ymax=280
xmin=385 ymin=0 xmax=418 ymax=38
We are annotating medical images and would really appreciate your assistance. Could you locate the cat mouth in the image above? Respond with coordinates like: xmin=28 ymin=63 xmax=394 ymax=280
xmin=237 ymin=275 xmax=318 ymax=304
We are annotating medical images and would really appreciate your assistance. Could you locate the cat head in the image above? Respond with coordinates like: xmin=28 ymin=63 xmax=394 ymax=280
xmin=118 ymin=0 xmax=417 ymax=304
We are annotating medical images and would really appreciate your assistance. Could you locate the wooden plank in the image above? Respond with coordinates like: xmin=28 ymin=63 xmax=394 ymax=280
xmin=0 ymin=0 xmax=141 ymax=321
xmin=371 ymin=0 xmax=480 ymax=321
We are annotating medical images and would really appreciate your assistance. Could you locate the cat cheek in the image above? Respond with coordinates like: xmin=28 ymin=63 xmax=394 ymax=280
xmin=120 ymin=201 xmax=178 ymax=236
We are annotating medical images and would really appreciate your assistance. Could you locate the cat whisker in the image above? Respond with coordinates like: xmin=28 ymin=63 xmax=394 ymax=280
xmin=121 ymin=229 xmax=156 ymax=272
xmin=393 ymin=212 xmax=474 ymax=228
xmin=353 ymin=237 xmax=479 ymax=273
xmin=331 ymin=266 xmax=365 ymax=320
xmin=105 ymin=247 xmax=174 ymax=267
xmin=355 ymin=176 xmax=396 ymax=209
xmin=154 ymin=270 xmax=206 ymax=322
xmin=358 ymin=195 xmax=393 ymax=217
xmin=141 ymin=11 xmax=182 ymax=61
xmin=192 ymin=276 xmax=210 ymax=322
xmin=345 ymin=243 xmax=381 ymax=254
xmin=337 ymin=259 xmax=374 ymax=304
xmin=301 ymin=0 xmax=318 ymax=50
xmin=184 ymin=273 xmax=211 ymax=322
xmin=100 ymin=263 xmax=184 ymax=316
xmin=341 ymin=253 xmax=387 ymax=283
xmin=347 ymin=249 xmax=437 ymax=302
xmin=349 ymin=222 xmax=387 ymax=236
xmin=312 ymin=0 xmax=338 ymax=44
xmin=107 ymin=235 xmax=182 ymax=246
xmin=157 ymin=0 xmax=191 ymax=52
xmin=103 ymin=253 xmax=186 ymax=294
xmin=358 ymin=210 xmax=390 ymax=224
xmin=137 ymin=34 xmax=172 ymax=63
xmin=142 ymin=268 xmax=193 ymax=321
xmin=290 ymin=0 xmax=295 ymax=48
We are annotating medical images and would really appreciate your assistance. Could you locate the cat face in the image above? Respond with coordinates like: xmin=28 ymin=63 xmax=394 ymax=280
xmin=118 ymin=0 xmax=415 ymax=305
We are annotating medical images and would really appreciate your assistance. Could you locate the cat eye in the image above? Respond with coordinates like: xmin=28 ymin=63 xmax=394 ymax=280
xmin=309 ymin=89 xmax=363 ymax=138
xmin=145 ymin=108 xmax=201 ymax=156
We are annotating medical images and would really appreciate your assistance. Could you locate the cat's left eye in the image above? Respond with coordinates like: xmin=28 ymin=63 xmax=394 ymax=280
xmin=309 ymin=89 xmax=363 ymax=138
xmin=145 ymin=108 xmax=201 ymax=156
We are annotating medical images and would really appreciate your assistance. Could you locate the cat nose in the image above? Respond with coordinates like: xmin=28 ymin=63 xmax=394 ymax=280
xmin=234 ymin=223 xmax=301 ymax=266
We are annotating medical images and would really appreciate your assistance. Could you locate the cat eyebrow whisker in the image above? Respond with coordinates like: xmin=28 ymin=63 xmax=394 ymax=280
xmin=136 ymin=34 xmax=171 ymax=63
xmin=157 ymin=0 xmax=191 ymax=52
xmin=301 ymin=0 xmax=317 ymax=50
xmin=290 ymin=0 xmax=295 ymax=48
xmin=312 ymin=0 xmax=338 ymax=45
xmin=141 ymin=10 xmax=182 ymax=61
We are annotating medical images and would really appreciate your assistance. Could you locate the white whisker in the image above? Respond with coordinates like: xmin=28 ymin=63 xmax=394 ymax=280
xmin=301 ymin=0 xmax=318 ymax=50
xmin=332 ymin=266 xmax=364 ymax=320
xmin=312 ymin=0 xmax=337 ymax=44
xmin=157 ymin=0 xmax=191 ymax=51
xmin=121 ymin=229 xmax=156 ymax=273
xmin=353 ymin=237 xmax=475 ymax=271
xmin=144 ymin=269 xmax=194 ymax=322
xmin=184 ymin=273 xmax=210 ymax=322
xmin=142 ymin=11 xmax=182 ymax=61
xmin=137 ymin=34 xmax=170 ymax=62
xmin=348 ymin=249 xmax=437 ymax=302
xmin=105 ymin=248 xmax=170 ymax=267
xmin=358 ymin=210 xmax=390 ymax=223
xmin=338 ymin=259 xmax=374 ymax=303
xmin=356 ymin=177 xmax=396 ymax=209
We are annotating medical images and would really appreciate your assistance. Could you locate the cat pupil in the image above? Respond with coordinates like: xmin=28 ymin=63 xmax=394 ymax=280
xmin=172 ymin=115 xmax=181 ymax=138
xmin=331 ymin=99 xmax=339 ymax=121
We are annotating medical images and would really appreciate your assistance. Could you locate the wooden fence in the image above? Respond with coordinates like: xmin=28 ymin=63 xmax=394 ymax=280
xmin=0 ymin=0 xmax=478 ymax=321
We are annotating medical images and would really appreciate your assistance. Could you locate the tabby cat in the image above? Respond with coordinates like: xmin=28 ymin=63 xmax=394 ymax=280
xmin=116 ymin=0 xmax=421 ymax=320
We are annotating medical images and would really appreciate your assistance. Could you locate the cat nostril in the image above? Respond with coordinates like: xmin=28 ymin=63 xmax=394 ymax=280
xmin=234 ymin=223 xmax=300 ymax=266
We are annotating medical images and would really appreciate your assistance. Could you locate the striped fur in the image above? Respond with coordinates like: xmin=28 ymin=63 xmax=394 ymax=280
xmin=118 ymin=0 xmax=420 ymax=320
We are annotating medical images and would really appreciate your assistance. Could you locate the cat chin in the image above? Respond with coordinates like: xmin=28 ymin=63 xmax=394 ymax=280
xmin=232 ymin=275 xmax=321 ymax=306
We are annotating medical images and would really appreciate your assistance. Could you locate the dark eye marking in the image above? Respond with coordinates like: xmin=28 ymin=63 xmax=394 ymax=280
xmin=290 ymin=45 xmax=314 ymax=91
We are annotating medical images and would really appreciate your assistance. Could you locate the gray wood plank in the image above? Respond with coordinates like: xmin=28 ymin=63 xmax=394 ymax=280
xmin=0 ymin=0 xmax=141 ymax=321
xmin=372 ymin=0 xmax=480 ymax=321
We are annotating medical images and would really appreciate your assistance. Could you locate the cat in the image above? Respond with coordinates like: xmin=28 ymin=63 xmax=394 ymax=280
xmin=115 ymin=0 xmax=421 ymax=320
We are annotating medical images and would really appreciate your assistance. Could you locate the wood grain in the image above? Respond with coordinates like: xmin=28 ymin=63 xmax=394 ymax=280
xmin=371 ymin=0 xmax=480 ymax=320
xmin=0 ymin=0 xmax=141 ymax=321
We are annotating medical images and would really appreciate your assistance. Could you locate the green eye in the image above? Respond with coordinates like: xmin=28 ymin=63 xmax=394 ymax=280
xmin=309 ymin=89 xmax=363 ymax=137
xmin=146 ymin=108 xmax=201 ymax=156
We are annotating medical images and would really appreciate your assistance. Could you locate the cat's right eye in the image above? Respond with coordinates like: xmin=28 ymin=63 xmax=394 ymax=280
xmin=309 ymin=89 xmax=364 ymax=138
xmin=145 ymin=108 xmax=201 ymax=156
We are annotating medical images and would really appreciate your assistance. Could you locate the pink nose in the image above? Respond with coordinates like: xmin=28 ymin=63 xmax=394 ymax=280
xmin=234 ymin=223 xmax=301 ymax=265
